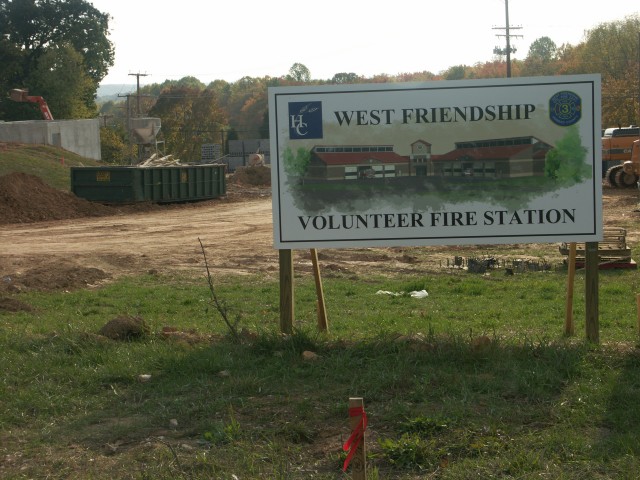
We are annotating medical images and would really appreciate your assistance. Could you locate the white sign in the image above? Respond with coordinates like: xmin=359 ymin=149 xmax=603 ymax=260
xmin=269 ymin=75 xmax=602 ymax=249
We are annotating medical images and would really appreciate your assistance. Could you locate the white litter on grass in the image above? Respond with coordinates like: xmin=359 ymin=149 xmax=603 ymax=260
xmin=376 ymin=290 xmax=403 ymax=296
xmin=410 ymin=289 xmax=429 ymax=298
xmin=376 ymin=289 xmax=428 ymax=298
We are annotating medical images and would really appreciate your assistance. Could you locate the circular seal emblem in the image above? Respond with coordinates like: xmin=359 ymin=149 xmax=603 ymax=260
xmin=549 ymin=90 xmax=581 ymax=126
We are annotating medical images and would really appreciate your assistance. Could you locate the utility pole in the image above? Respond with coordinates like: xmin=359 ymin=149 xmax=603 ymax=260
xmin=122 ymin=73 xmax=151 ymax=165
xmin=124 ymin=94 xmax=133 ymax=164
xmin=493 ymin=0 xmax=522 ymax=78
xmin=99 ymin=114 xmax=113 ymax=127
xmin=128 ymin=72 xmax=150 ymax=116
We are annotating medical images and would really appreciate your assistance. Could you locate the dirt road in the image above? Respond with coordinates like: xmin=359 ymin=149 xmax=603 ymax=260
xmin=0 ymin=197 xmax=280 ymax=291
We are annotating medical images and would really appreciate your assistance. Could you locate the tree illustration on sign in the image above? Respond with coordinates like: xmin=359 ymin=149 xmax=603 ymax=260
xmin=544 ymin=125 xmax=591 ymax=184
xmin=283 ymin=146 xmax=311 ymax=182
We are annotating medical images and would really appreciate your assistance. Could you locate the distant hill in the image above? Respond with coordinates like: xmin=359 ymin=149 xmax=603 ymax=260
xmin=97 ymin=84 xmax=136 ymax=102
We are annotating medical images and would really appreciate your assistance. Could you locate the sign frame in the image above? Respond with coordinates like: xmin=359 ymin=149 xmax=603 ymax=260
xmin=269 ymin=75 xmax=602 ymax=249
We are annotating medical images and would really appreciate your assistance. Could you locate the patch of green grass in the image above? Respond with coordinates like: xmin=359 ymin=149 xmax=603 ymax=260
xmin=3 ymin=268 xmax=640 ymax=478
xmin=0 ymin=144 xmax=101 ymax=190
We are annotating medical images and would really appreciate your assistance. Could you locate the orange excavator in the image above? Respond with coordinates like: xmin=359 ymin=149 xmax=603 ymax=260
xmin=605 ymin=137 xmax=640 ymax=188
xmin=8 ymin=88 xmax=54 ymax=120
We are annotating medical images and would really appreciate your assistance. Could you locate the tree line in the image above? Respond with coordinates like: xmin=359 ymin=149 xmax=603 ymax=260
xmin=1 ymin=1 xmax=638 ymax=163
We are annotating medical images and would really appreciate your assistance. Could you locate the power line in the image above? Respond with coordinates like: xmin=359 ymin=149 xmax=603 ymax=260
xmin=128 ymin=72 xmax=150 ymax=116
xmin=493 ymin=0 xmax=523 ymax=77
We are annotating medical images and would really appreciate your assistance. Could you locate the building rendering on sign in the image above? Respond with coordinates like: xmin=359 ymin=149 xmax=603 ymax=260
xmin=307 ymin=144 xmax=409 ymax=180
xmin=431 ymin=136 xmax=552 ymax=178
xmin=410 ymin=139 xmax=432 ymax=176
xmin=305 ymin=136 xmax=553 ymax=182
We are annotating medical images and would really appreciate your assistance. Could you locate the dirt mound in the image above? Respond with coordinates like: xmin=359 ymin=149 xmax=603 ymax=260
xmin=230 ymin=165 xmax=271 ymax=186
xmin=0 ymin=170 xmax=269 ymax=224
xmin=1 ymin=265 xmax=110 ymax=292
xmin=0 ymin=296 xmax=34 ymax=312
xmin=98 ymin=315 xmax=150 ymax=340
xmin=0 ymin=172 xmax=115 ymax=225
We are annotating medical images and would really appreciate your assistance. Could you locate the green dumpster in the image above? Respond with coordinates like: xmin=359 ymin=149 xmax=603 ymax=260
xmin=70 ymin=165 xmax=226 ymax=203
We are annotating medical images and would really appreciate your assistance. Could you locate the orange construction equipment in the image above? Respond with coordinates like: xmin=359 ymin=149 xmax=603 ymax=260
xmin=8 ymin=88 xmax=54 ymax=120
xmin=605 ymin=138 xmax=640 ymax=188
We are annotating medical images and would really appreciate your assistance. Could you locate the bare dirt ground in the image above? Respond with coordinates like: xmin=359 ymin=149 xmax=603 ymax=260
xmin=1 ymin=171 xmax=639 ymax=298
xmin=0 ymin=172 xmax=277 ymax=294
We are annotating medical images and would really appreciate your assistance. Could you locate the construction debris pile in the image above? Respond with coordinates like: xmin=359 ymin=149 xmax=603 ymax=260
xmin=446 ymin=255 xmax=552 ymax=274
xmin=229 ymin=165 xmax=271 ymax=186
xmin=137 ymin=154 xmax=181 ymax=167
xmin=559 ymin=227 xmax=636 ymax=269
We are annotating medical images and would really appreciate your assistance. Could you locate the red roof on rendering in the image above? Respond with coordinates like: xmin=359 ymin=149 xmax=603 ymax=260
xmin=314 ymin=151 xmax=408 ymax=166
xmin=433 ymin=143 xmax=550 ymax=161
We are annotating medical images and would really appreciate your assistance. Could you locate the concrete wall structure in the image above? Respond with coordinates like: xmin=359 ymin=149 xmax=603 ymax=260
xmin=0 ymin=119 xmax=101 ymax=160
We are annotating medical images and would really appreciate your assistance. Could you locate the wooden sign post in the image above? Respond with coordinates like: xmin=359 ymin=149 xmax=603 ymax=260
xmin=585 ymin=242 xmax=599 ymax=343
xmin=279 ymin=249 xmax=294 ymax=334
xmin=310 ymin=248 xmax=328 ymax=332
xmin=636 ymin=293 xmax=640 ymax=337
xmin=564 ymin=242 xmax=577 ymax=336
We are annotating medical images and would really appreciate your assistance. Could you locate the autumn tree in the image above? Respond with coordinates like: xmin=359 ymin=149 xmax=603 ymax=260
xmin=331 ymin=72 xmax=361 ymax=84
xmin=0 ymin=0 xmax=114 ymax=119
xmin=287 ymin=63 xmax=311 ymax=83
xmin=579 ymin=16 xmax=639 ymax=80
xmin=469 ymin=60 xmax=508 ymax=79
xmin=226 ymin=76 xmax=270 ymax=140
xmin=578 ymin=15 xmax=640 ymax=126
xmin=368 ymin=73 xmax=392 ymax=83
xmin=443 ymin=65 xmax=469 ymax=80
xmin=602 ymin=71 xmax=639 ymax=127
xmin=529 ymin=36 xmax=558 ymax=62
xmin=186 ymin=86 xmax=228 ymax=159
xmin=100 ymin=125 xmax=133 ymax=164
xmin=26 ymin=44 xmax=97 ymax=118
xmin=553 ymin=43 xmax=585 ymax=75
xmin=520 ymin=36 xmax=559 ymax=76
xmin=148 ymin=83 xmax=228 ymax=161
xmin=395 ymin=71 xmax=439 ymax=82
xmin=206 ymin=79 xmax=232 ymax=106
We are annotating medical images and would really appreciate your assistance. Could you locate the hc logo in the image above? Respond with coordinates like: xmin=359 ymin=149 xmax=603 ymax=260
xmin=288 ymin=101 xmax=323 ymax=139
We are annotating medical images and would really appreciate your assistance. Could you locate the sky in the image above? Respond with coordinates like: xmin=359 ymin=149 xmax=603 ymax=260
xmin=92 ymin=0 xmax=639 ymax=87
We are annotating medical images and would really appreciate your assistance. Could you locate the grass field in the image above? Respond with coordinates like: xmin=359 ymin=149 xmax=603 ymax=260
xmin=0 ymin=143 xmax=100 ymax=190
xmin=3 ymin=266 xmax=640 ymax=479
